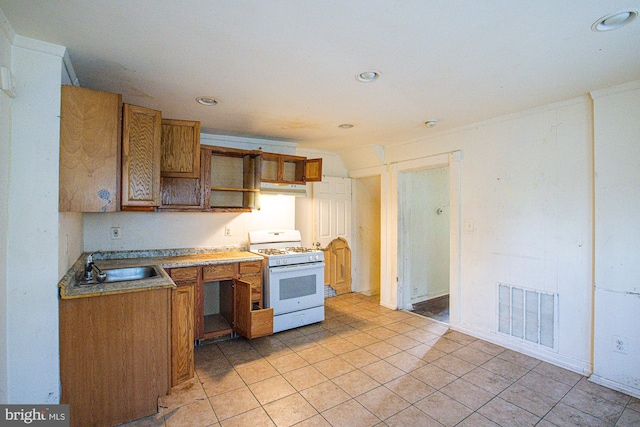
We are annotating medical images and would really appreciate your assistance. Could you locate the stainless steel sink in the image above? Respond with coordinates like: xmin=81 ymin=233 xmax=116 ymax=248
xmin=78 ymin=265 xmax=159 ymax=285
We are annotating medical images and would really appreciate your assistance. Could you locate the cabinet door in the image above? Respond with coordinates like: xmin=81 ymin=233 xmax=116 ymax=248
xmin=169 ymin=267 xmax=203 ymax=343
xmin=59 ymin=85 xmax=122 ymax=212
xmin=159 ymin=148 xmax=206 ymax=210
xmin=161 ymin=119 xmax=201 ymax=178
xmin=233 ymin=279 xmax=273 ymax=339
xmin=171 ymin=283 xmax=195 ymax=387
xmin=60 ymin=289 xmax=170 ymax=426
xmin=305 ymin=158 xmax=323 ymax=182
xmin=122 ymin=104 xmax=162 ymax=209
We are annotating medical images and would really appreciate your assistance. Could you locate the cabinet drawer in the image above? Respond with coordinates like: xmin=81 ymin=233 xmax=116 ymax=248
xmin=250 ymin=308 xmax=274 ymax=339
xmin=239 ymin=261 xmax=262 ymax=275
xmin=203 ymin=264 xmax=235 ymax=282
xmin=170 ymin=267 xmax=199 ymax=284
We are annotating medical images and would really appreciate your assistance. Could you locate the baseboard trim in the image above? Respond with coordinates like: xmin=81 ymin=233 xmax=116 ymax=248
xmin=450 ymin=322 xmax=593 ymax=376
xmin=589 ymin=374 xmax=640 ymax=399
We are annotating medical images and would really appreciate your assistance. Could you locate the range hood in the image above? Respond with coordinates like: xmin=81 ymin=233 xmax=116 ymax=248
xmin=260 ymin=182 xmax=308 ymax=196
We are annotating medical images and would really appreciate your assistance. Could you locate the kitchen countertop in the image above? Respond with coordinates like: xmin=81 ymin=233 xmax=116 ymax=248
xmin=59 ymin=248 xmax=264 ymax=299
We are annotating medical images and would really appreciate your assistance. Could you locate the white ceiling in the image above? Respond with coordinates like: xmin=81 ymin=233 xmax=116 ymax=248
xmin=1 ymin=1 xmax=639 ymax=153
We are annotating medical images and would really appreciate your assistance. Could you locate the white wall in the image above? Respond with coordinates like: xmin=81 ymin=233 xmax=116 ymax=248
xmin=84 ymin=195 xmax=296 ymax=251
xmin=58 ymin=213 xmax=83 ymax=278
xmin=0 ymin=8 xmax=14 ymax=404
xmin=353 ymin=176 xmax=380 ymax=295
xmin=381 ymin=97 xmax=594 ymax=373
xmin=4 ymin=36 xmax=65 ymax=403
xmin=591 ymin=80 xmax=640 ymax=398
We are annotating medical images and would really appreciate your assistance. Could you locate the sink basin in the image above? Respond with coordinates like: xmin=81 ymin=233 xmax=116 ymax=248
xmin=79 ymin=265 xmax=159 ymax=285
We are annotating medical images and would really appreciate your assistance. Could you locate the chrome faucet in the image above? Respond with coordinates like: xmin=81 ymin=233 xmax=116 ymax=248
xmin=84 ymin=253 xmax=106 ymax=283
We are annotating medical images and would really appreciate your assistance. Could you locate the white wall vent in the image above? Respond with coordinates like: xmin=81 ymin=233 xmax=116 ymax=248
xmin=498 ymin=283 xmax=556 ymax=349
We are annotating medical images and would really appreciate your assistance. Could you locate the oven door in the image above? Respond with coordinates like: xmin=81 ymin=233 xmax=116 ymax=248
xmin=266 ymin=262 xmax=325 ymax=315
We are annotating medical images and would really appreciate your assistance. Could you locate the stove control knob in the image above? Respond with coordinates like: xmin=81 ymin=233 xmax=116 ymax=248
xmin=309 ymin=256 xmax=313 ymax=262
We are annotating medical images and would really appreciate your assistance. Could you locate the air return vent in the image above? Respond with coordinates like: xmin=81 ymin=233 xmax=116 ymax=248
xmin=498 ymin=283 xmax=556 ymax=349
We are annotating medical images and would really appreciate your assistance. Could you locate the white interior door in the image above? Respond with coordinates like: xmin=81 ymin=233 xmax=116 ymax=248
xmin=313 ymin=177 xmax=352 ymax=248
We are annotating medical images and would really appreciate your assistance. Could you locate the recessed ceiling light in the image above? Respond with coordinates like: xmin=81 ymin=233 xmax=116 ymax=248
xmin=592 ymin=11 xmax=638 ymax=31
xmin=196 ymin=96 xmax=218 ymax=106
xmin=339 ymin=123 xmax=354 ymax=129
xmin=356 ymin=71 xmax=380 ymax=82
xmin=424 ymin=120 xmax=437 ymax=128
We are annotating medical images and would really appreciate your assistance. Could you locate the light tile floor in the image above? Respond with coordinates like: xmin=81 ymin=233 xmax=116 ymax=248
xmin=122 ymin=293 xmax=640 ymax=427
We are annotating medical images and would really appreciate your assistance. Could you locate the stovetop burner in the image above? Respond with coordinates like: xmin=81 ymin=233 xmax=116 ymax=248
xmin=285 ymin=246 xmax=318 ymax=253
xmin=256 ymin=248 xmax=288 ymax=256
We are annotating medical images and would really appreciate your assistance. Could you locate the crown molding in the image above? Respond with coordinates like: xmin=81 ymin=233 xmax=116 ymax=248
xmin=0 ymin=7 xmax=16 ymax=44
xmin=13 ymin=34 xmax=66 ymax=58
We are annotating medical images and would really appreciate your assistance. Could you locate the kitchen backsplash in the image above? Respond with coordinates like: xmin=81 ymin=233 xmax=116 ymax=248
xmin=83 ymin=195 xmax=296 ymax=252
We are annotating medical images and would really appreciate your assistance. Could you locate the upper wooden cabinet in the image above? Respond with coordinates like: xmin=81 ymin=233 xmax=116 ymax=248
xmin=121 ymin=104 xmax=162 ymax=210
xmin=159 ymin=148 xmax=206 ymax=211
xmin=161 ymin=119 xmax=200 ymax=179
xmin=305 ymin=158 xmax=323 ymax=181
xmin=59 ymin=85 xmax=123 ymax=212
xmin=261 ymin=153 xmax=322 ymax=184
xmin=203 ymin=146 xmax=262 ymax=212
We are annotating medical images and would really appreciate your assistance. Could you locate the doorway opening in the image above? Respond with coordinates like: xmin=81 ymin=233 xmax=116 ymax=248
xmin=399 ymin=166 xmax=451 ymax=323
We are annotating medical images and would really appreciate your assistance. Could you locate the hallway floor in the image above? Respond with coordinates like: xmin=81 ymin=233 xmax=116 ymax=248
xmin=123 ymin=293 xmax=639 ymax=427
xmin=412 ymin=294 xmax=450 ymax=323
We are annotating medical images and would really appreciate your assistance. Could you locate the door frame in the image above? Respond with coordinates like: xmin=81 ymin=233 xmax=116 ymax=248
xmin=383 ymin=151 xmax=462 ymax=325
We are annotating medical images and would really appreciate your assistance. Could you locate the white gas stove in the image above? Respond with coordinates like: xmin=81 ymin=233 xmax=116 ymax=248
xmin=248 ymin=230 xmax=325 ymax=332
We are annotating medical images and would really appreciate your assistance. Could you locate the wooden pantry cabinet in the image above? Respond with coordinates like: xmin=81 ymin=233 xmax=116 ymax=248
xmin=59 ymin=85 xmax=123 ymax=212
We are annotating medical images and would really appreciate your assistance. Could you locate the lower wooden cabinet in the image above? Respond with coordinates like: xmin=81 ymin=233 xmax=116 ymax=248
xmin=234 ymin=279 xmax=274 ymax=339
xmin=168 ymin=261 xmax=272 ymax=386
xmin=171 ymin=282 xmax=195 ymax=386
xmin=197 ymin=261 xmax=273 ymax=340
xmin=59 ymin=289 xmax=170 ymax=427
xmin=168 ymin=267 xmax=198 ymax=387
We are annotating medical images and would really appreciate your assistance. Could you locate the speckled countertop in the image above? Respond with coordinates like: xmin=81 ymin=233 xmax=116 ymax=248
xmin=59 ymin=247 xmax=264 ymax=299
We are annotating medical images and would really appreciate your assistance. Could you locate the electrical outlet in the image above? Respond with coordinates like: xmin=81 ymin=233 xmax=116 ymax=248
xmin=612 ymin=335 xmax=627 ymax=354
xmin=224 ymin=226 xmax=232 ymax=236
xmin=110 ymin=227 xmax=121 ymax=240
